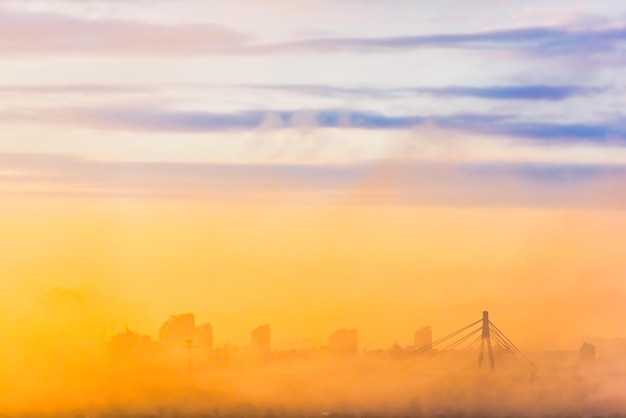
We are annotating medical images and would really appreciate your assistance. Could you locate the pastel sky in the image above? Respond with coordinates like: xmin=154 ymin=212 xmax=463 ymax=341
xmin=2 ymin=0 xmax=626 ymax=199
xmin=2 ymin=0 xmax=626 ymax=351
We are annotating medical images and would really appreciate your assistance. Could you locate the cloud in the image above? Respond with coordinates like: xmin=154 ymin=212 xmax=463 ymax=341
xmin=250 ymin=24 xmax=626 ymax=58
xmin=0 ymin=10 xmax=248 ymax=55
xmin=5 ymin=106 xmax=426 ymax=131
xmin=256 ymin=27 xmax=562 ymax=52
xmin=4 ymin=83 xmax=601 ymax=101
xmin=1 ymin=8 xmax=626 ymax=59
xmin=2 ymin=153 xmax=626 ymax=207
xmin=0 ymin=84 xmax=153 ymax=94
xmin=490 ymin=121 xmax=622 ymax=141
xmin=246 ymin=84 xmax=604 ymax=101
xmin=7 ymin=105 xmax=626 ymax=144
xmin=419 ymin=85 xmax=604 ymax=100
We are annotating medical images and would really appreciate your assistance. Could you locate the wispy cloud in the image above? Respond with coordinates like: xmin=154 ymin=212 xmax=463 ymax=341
xmin=2 ymin=8 xmax=626 ymax=59
xmin=418 ymin=85 xmax=604 ymax=100
xmin=257 ymin=25 xmax=626 ymax=57
xmin=249 ymin=84 xmax=604 ymax=101
xmin=0 ymin=10 xmax=248 ymax=55
xmin=8 ymin=106 xmax=625 ymax=144
xmin=489 ymin=121 xmax=624 ymax=141
xmin=0 ymin=84 xmax=152 ymax=94
xmin=0 ymin=83 xmax=602 ymax=101
xmin=1 ymin=153 xmax=625 ymax=207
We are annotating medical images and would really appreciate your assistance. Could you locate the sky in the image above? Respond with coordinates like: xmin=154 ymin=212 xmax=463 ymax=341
xmin=2 ymin=0 xmax=626 ymax=355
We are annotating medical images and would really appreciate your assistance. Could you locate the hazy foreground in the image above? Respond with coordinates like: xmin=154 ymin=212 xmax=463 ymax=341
xmin=2 ymin=347 xmax=626 ymax=418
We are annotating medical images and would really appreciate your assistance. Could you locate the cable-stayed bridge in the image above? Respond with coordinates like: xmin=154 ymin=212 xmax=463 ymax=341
xmin=403 ymin=311 xmax=536 ymax=372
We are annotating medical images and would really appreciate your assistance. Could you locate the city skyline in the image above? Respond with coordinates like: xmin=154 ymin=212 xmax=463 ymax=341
xmin=108 ymin=310 xmax=617 ymax=358
xmin=2 ymin=0 xmax=626 ymax=415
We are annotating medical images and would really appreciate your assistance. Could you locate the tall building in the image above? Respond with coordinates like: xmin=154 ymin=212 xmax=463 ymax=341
xmin=251 ymin=324 xmax=271 ymax=353
xmin=328 ymin=328 xmax=358 ymax=356
xmin=414 ymin=326 xmax=432 ymax=349
xmin=159 ymin=313 xmax=195 ymax=347
xmin=580 ymin=342 xmax=596 ymax=363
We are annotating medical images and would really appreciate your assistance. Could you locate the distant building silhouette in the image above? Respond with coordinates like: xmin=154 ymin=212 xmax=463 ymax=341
xmin=107 ymin=328 xmax=155 ymax=369
xmin=388 ymin=341 xmax=405 ymax=359
xmin=580 ymin=342 xmax=596 ymax=363
xmin=159 ymin=313 xmax=195 ymax=347
xmin=251 ymin=324 xmax=271 ymax=353
xmin=328 ymin=328 xmax=358 ymax=356
xmin=108 ymin=328 xmax=153 ymax=356
xmin=414 ymin=326 xmax=432 ymax=349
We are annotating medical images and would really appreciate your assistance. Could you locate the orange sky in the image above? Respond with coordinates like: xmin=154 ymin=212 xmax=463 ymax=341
xmin=2 ymin=195 xmax=625 ymax=353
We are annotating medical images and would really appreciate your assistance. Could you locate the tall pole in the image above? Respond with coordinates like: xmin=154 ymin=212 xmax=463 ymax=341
xmin=479 ymin=311 xmax=495 ymax=371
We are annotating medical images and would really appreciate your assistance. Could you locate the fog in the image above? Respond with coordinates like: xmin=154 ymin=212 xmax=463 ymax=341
xmin=1 ymin=196 xmax=626 ymax=416
xmin=1 ymin=285 xmax=625 ymax=417
xmin=2 ymin=323 xmax=626 ymax=417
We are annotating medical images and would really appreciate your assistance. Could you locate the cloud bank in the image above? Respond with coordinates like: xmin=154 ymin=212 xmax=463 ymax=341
xmin=2 ymin=8 xmax=626 ymax=60
xmin=7 ymin=105 xmax=625 ymax=143
xmin=1 ymin=153 xmax=625 ymax=207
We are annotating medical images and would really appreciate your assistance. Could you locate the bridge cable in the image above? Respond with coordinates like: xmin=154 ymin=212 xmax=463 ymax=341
xmin=489 ymin=321 xmax=536 ymax=370
xmin=403 ymin=318 xmax=482 ymax=359
xmin=433 ymin=326 xmax=482 ymax=357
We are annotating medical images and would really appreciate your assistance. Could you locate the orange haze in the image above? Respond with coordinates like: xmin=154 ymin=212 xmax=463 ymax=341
xmin=1 ymin=195 xmax=626 ymax=413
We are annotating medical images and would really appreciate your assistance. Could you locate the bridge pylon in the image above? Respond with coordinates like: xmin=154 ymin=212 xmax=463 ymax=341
xmin=478 ymin=310 xmax=495 ymax=371
xmin=402 ymin=310 xmax=535 ymax=374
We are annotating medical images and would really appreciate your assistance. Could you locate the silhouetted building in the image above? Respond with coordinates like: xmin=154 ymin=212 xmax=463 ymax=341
xmin=414 ymin=326 xmax=432 ymax=349
xmin=108 ymin=328 xmax=153 ymax=355
xmin=388 ymin=341 xmax=405 ymax=359
xmin=159 ymin=313 xmax=195 ymax=347
xmin=580 ymin=342 xmax=596 ymax=363
xmin=586 ymin=337 xmax=626 ymax=360
xmin=107 ymin=328 xmax=154 ymax=368
xmin=195 ymin=322 xmax=213 ymax=351
xmin=251 ymin=324 xmax=271 ymax=354
xmin=328 ymin=328 xmax=358 ymax=356
xmin=215 ymin=343 xmax=237 ymax=369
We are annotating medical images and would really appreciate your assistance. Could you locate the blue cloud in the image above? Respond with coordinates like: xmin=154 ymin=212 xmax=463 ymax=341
xmin=79 ymin=108 xmax=428 ymax=131
xmin=256 ymin=25 xmax=626 ymax=57
xmin=249 ymin=84 xmax=602 ymax=101
xmin=492 ymin=122 xmax=617 ymax=141
xmin=462 ymin=163 xmax=626 ymax=183
xmin=257 ymin=27 xmax=561 ymax=53
xmin=26 ymin=106 xmax=626 ymax=143
xmin=419 ymin=85 xmax=603 ymax=101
